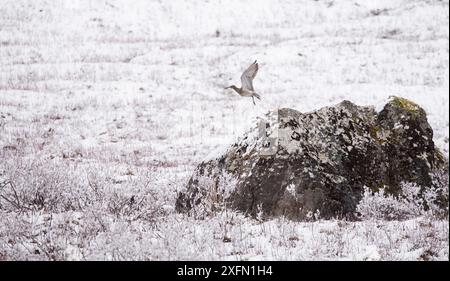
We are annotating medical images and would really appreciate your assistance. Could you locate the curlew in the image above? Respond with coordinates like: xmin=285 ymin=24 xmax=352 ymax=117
xmin=225 ymin=60 xmax=261 ymax=105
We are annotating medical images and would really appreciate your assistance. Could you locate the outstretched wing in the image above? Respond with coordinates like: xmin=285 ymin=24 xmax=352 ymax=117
xmin=240 ymin=60 xmax=258 ymax=91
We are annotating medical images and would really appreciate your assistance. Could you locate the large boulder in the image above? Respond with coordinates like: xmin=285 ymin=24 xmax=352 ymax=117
xmin=176 ymin=97 xmax=448 ymax=220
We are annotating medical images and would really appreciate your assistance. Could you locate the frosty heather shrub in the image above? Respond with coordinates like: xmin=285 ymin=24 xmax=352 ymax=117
xmin=356 ymin=179 xmax=449 ymax=220
xmin=0 ymin=158 xmax=86 ymax=212
xmin=428 ymin=170 xmax=449 ymax=218
xmin=0 ymin=155 xmax=166 ymax=222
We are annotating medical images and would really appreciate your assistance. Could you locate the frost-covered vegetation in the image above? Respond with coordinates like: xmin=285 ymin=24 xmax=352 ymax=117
xmin=357 ymin=174 xmax=449 ymax=221
xmin=0 ymin=0 xmax=448 ymax=260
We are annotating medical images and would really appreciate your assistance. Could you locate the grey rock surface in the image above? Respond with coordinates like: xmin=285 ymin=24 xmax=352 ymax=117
xmin=176 ymin=97 xmax=448 ymax=220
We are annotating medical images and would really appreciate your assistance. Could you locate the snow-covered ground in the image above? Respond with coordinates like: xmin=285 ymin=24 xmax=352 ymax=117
xmin=0 ymin=0 xmax=448 ymax=260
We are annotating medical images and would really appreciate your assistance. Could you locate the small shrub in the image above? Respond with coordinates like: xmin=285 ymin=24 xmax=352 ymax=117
xmin=356 ymin=178 xmax=449 ymax=220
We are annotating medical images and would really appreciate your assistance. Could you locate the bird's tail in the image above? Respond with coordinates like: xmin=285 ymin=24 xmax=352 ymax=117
xmin=253 ymin=93 xmax=261 ymax=100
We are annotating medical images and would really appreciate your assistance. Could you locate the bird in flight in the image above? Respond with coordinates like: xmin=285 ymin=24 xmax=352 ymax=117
xmin=225 ymin=60 xmax=261 ymax=105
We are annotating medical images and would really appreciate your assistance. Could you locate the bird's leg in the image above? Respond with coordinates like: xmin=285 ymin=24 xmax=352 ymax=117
xmin=252 ymin=96 xmax=256 ymax=105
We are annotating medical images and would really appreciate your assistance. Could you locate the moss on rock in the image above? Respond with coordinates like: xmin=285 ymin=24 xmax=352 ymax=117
xmin=389 ymin=96 xmax=424 ymax=117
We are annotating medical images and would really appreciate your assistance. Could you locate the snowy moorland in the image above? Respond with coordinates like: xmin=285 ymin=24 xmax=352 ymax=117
xmin=0 ymin=0 xmax=448 ymax=260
